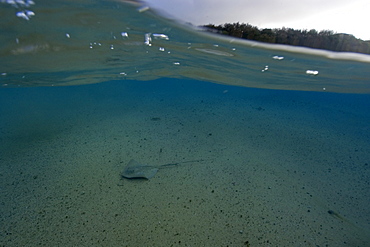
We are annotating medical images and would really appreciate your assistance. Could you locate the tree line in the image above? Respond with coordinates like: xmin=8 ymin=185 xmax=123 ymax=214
xmin=203 ymin=23 xmax=370 ymax=54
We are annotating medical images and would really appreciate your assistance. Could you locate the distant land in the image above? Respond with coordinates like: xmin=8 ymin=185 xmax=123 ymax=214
xmin=203 ymin=23 xmax=370 ymax=55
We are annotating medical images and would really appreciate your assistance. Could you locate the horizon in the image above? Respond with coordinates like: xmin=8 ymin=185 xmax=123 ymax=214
xmin=144 ymin=0 xmax=370 ymax=41
xmin=203 ymin=22 xmax=369 ymax=41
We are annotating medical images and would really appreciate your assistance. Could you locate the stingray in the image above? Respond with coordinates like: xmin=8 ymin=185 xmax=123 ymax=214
xmin=121 ymin=159 xmax=204 ymax=180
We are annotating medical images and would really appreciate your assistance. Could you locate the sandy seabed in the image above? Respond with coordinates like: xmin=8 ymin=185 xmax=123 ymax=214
xmin=1 ymin=79 xmax=369 ymax=246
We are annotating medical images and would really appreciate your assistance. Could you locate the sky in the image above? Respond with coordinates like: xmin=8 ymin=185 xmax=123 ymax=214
xmin=144 ymin=0 xmax=370 ymax=40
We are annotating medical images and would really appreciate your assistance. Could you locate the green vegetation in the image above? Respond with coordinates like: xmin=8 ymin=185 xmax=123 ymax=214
xmin=203 ymin=22 xmax=370 ymax=54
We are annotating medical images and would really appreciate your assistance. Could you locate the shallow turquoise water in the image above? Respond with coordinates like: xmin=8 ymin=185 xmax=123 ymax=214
xmin=1 ymin=0 xmax=370 ymax=246
xmin=1 ymin=79 xmax=370 ymax=246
